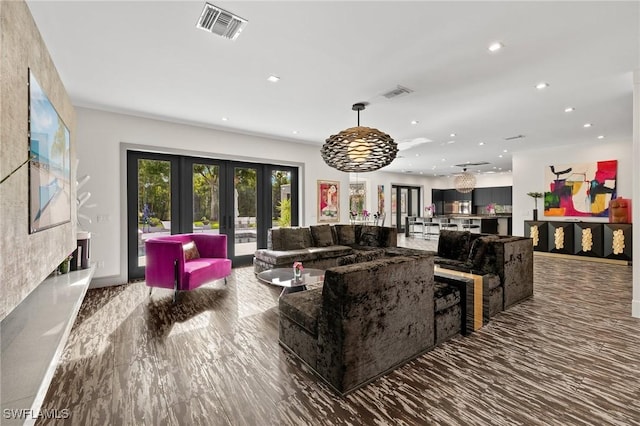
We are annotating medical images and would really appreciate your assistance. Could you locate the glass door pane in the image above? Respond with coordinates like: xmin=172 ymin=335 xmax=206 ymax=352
xmin=136 ymin=158 xmax=172 ymax=268
xmin=192 ymin=164 xmax=220 ymax=234
xmin=234 ymin=166 xmax=257 ymax=258
xmin=271 ymin=169 xmax=291 ymax=228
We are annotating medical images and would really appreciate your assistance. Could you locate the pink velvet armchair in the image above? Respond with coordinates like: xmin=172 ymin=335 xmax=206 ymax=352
xmin=145 ymin=233 xmax=231 ymax=301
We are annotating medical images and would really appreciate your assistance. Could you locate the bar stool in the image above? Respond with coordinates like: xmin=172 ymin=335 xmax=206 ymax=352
xmin=461 ymin=218 xmax=480 ymax=233
xmin=440 ymin=222 xmax=459 ymax=230
xmin=423 ymin=221 xmax=440 ymax=240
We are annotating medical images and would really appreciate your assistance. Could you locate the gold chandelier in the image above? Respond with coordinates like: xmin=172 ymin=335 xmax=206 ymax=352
xmin=454 ymin=168 xmax=476 ymax=193
xmin=321 ymin=103 xmax=398 ymax=173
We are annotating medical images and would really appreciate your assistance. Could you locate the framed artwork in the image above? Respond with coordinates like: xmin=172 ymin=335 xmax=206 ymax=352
xmin=544 ymin=160 xmax=617 ymax=217
xmin=28 ymin=69 xmax=71 ymax=233
xmin=377 ymin=184 xmax=385 ymax=214
xmin=318 ymin=180 xmax=340 ymax=222
xmin=349 ymin=182 xmax=365 ymax=213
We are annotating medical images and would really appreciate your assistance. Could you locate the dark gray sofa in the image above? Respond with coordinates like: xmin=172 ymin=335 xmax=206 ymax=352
xmin=279 ymin=253 xmax=435 ymax=395
xmin=435 ymin=230 xmax=534 ymax=313
xmin=253 ymin=224 xmax=397 ymax=273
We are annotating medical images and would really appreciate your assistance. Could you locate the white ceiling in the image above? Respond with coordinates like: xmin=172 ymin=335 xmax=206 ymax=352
xmin=27 ymin=1 xmax=639 ymax=177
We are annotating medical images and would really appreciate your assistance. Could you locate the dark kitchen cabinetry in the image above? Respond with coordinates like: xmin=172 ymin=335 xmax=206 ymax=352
xmin=473 ymin=186 xmax=512 ymax=206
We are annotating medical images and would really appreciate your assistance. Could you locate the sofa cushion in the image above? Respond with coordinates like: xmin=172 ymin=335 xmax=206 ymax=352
xmin=183 ymin=241 xmax=200 ymax=260
xmin=310 ymin=225 xmax=335 ymax=247
xmin=254 ymin=249 xmax=316 ymax=266
xmin=357 ymin=226 xmax=380 ymax=247
xmin=437 ymin=230 xmax=472 ymax=261
xmin=467 ymin=235 xmax=500 ymax=270
xmin=281 ymin=227 xmax=310 ymax=250
xmin=334 ymin=225 xmax=356 ymax=245
xmin=279 ymin=288 xmax=323 ymax=336
xmin=434 ymin=281 xmax=461 ymax=313
xmin=307 ymin=245 xmax=353 ymax=260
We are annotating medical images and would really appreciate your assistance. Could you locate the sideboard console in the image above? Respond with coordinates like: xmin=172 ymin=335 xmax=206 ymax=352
xmin=524 ymin=221 xmax=632 ymax=263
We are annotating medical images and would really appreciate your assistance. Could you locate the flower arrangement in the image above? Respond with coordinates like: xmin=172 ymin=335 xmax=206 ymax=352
xmin=486 ymin=203 xmax=495 ymax=214
xmin=293 ymin=261 xmax=304 ymax=279
xmin=424 ymin=203 xmax=436 ymax=217
xmin=362 ymin=210 xmax=370 ymax=218
xmin=350 ymin=211 xmax=357 ymax=219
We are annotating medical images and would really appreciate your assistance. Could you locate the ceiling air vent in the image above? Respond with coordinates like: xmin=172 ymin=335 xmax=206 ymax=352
xmin=382 ymin=85 xmax=413 ymax=99
xmin=504 ymin=134 xmax=525 ymax=141
xmin=454 ymin=161 xmax=490 ymax=167
xmin=197 ymin=3 xmax=247 ymax=40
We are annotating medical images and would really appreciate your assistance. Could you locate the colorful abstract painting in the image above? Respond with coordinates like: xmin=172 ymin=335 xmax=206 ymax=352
xmin=544 ymin=160 xmax=617 ymax=217
xmin=29 ymin=70 xmax=71 ymax=233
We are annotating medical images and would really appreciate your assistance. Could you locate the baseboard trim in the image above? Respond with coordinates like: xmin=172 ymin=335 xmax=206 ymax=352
xmin=533 ymin=251 xmax=631 ymax=266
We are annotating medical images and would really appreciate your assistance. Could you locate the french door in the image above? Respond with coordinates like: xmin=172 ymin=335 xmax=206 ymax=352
xmin=127 ymin=151 xmax=298 ymax=280
xmin=391 ymin=185 xmax=421 ymax=232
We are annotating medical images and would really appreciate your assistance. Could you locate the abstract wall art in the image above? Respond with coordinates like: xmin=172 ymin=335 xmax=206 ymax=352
xmin=28 ymin=70 xmax=71 ymax=233
xmin=544 ymin=160 xmax=617 ymax=217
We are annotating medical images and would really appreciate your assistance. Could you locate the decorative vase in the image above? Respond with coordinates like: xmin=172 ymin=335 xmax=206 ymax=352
xmin=58 ymin=259 xmax=70 ymax=274
xmin=293 ymin=267 xmax=301 ymax=280
xmin=533 ymin=209 xmax=538 ymax=221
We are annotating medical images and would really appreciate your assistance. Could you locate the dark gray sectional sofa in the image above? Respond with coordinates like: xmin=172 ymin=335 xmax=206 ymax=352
xmin=279 ymin=253 xmax=435 ymax=395
xmin=262 ymin=225 xmax=533 ymax=395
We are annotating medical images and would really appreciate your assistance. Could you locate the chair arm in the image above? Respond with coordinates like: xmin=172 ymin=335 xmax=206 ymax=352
xmin=145 ymin=239 xmax=185 ymax=288
xmin=191 ymin=234 xmax=228 ymax=259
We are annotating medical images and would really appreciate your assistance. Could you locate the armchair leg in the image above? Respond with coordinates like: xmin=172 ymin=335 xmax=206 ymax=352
xmin=224 ymin=277 xmax=227 ymax=285
xmin=148 ymin=287 xmax=153 ymax=297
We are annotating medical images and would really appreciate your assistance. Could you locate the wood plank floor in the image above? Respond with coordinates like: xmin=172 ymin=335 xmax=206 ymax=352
xmin=36 ymin=235 xmax=640 ymax=425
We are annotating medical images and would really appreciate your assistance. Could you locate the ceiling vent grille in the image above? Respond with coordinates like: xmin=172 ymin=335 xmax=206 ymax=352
xmin=197 ymin=3 xmax=247 ymax=40
xmin=454 ymin=161 xmax=490 ymax=167
xmin=504 ymin=134 xmax=525 ymax=141
xmin=382 ymin=85 xmax=413 ymax=99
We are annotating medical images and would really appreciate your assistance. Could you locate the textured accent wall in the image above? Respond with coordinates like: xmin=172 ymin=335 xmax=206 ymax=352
xmin=0 ymin=1 xmax=76 ymax=321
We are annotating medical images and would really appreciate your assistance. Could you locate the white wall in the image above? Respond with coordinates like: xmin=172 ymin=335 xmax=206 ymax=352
xmin=76 ymin=107 xmax=348 ymax=284
xmin=512 ymin=139 xmax=632 ymax=236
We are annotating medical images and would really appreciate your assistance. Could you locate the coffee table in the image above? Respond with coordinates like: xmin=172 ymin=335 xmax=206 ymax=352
xmin=257 ymin=268 xmax=325 ymax=298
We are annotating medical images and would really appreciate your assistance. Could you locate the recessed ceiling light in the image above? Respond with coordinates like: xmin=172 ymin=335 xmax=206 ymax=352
xmin=447 ymin=140 xmax=455 ymax=144
xmin=535 ymin=82 xmax=549 ymax=90
xmin=503 ymin=149 xmax=508 ymax=153
xmin=222 ymin=117 xmax=228 ymax=121
xmin=441 ymin=158 xmax=446 ymax=162
xmin=564 ymin=107 xmax=575 ymax=112
xmin=267 ymin=75 xmax=280 ymax=83
xmin=450 ymin=133 xmax=456 ymax=137
xmin=499 ymin=167 xmax=503 ymax=170
xmin=411 ymin=120 xmax=419 ymax=125
xmin=415 ymin=153 xmax=420 ymax=157
xmin=584 ymin=123 xmax=592 ymax=128
xmin=419 ymin=172 xmax=424 ymax=175
xmin=493 ymin=166 xmax=497 ymax=169
xmin=499 ymin=155 xmax=503 ymax=158
xmin=488 ymin=42 xmax=503 ymax=52
xmin=292 ymin=130 xmax=298 ymax=134
xmin=597 ymin=135 xmax=605 ymax=139
xmin=478 ymin=142 xmax=485 ymax=146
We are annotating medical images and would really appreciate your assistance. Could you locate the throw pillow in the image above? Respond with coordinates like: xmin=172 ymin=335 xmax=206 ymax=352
xmin=310 ymin=225 xmax=335 ymax=247
xmin=183 ymin=241 xmax=200 ymax=260
xmin=468 ymin=236 xmax=499 ymax=271
xmin=335 ymin=225 xmax=356 ymax=245
xmin=281 ymin=228 xmax=307 ymax=250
